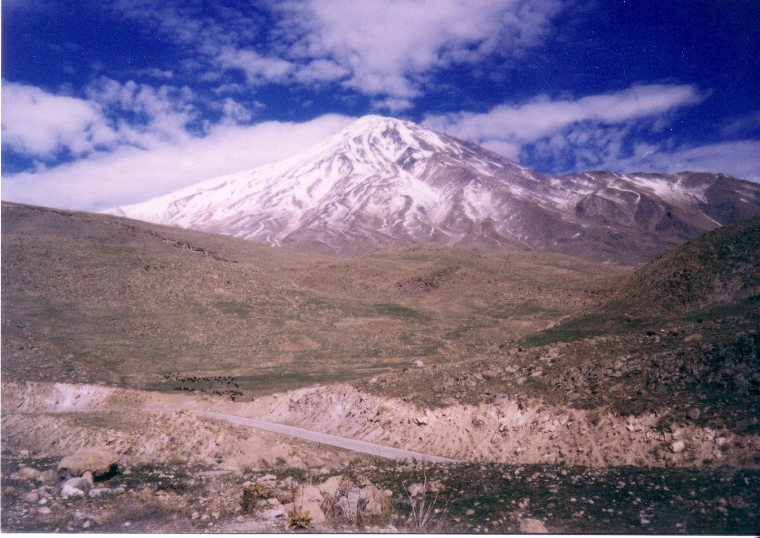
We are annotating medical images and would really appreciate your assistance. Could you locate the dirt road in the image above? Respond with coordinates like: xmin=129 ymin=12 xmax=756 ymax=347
xmin=149 ymin=408 xmax=458 ymax=463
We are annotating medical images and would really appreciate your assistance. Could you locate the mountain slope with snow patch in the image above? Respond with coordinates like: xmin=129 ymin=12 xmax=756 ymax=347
xmin=108 ymin=115 xmax=760 ymax=264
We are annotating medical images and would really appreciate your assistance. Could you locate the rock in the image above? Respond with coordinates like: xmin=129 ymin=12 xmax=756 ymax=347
xmin=413 ymin=360 xmax=425 ymax=368
xmin=415 ymin=415 xmax=429 ymax=426
xmin=191 ymin=512 xmax=200 ymax=520
xmin=299 ymin=500 xmax=325 ymax=525
xmin=37 ymin=470 xmax=59 ymax=485
xmin=16 ymin=466 xmax=40 ymax=481
xmin=671 ymin=440 xmax=686 ymax=453
xmin=38 ymin=506 xmax=51 ymax=515
xmin=60 ymin=484 xmax=85 ymax=499
xmin=82 ymin=471 xmax=94 ymax=487
xmin=407 ymin=483 xmax=425 ymax=497
xmin=267 ymin=497 xmax=281 ymax=507
xmin=335 ymin=488 xmax=363 ymax=521
xmin=360 ymin=485 xmax=387 ymax=517
xmin=89 ymin=488 xmax=113 ymax=498
xmin=58 ymin=447 xmax=119 ymax=479
xmin=440 ymin=397 xmax=457 ymax=406
xmin=687 ymin=408 xmax=701 ymax=420
xmin=23 ymin=491 xmax=40 ymax=503
xmin=319 ymin=475 xmax=345 ymax=498
xmin=63 ymin=477 xmax=91 ymax=491
xmin=519 ymin=518 xmax=549 ymax=533
xmin=265 ymin=508 xmax=285 ymax=520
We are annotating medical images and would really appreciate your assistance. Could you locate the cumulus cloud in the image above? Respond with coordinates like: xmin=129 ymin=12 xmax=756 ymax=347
xmin=111 ymin=0 xmax=564 ymax=108
xmin=278 ymin=0 xmax=564 ymax=102
xmin=1 ymin=82 xmax=117 ymax=157
xmin=2 ymin=114 xmax=355 ymax=211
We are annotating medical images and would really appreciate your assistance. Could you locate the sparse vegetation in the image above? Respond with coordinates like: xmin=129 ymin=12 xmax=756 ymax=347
xmin=241 ymin=482 xmax=270 ymax=513
xmin=286 ymin=508 xmax=312 ymax=529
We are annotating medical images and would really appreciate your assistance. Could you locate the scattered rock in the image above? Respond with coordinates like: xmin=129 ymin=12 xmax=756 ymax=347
xmin=58 ymin=447 xmax=119 ymax=479
xmin=519 ymin=518 xmax=549 ymax=533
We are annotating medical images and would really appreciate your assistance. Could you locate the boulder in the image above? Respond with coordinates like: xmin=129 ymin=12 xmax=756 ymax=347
xmin=519 ymin=518 xmax=549 ymax=533
xmin=58 ymin=447 xmax=119 ymax=479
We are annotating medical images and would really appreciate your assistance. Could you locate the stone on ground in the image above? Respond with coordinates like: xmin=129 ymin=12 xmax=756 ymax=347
xmin=57 ymin=447 xmax=119 ymax=478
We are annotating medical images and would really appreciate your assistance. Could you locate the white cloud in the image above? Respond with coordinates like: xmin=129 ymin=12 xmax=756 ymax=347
xmin=2 ymin=114 xmax=356 ymax=211
xmin=84 ymin=77 xmax=197 ymax=147
xmin=422 ymin=84 xmax=729 ymax=177
xmin=112 ymin=0 xmax=563 ymax=106
xmin=425 ymin=84 xmax=705 ymax=145
xmin=611 ymin=140 xmax=760 ymax=181
xmin=278 ymin=0 xmax=564 ymax=101
xmin=1 ymin=82 xmax=118 ymax=156
xmin=215 ymin=47 xmax=295 ymax=84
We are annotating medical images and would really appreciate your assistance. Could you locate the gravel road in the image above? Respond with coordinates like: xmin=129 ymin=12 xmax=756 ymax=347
xmin=148 ymin=408 xmax=458 ymax=464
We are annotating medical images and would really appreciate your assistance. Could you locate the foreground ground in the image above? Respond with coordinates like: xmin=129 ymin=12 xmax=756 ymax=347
xmin=3 ymin=451 xmax=758 ymax=534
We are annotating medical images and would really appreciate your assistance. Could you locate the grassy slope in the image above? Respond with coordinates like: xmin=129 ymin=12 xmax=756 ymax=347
xmin=1 ymin=202 xmax=623 ymax=397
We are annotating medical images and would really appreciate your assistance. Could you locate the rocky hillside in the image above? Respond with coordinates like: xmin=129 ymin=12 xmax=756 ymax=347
xmin=605 ymin=217 xmax=760 ymax=316
xmin=107 ymin=115 xmax=760 ymax=265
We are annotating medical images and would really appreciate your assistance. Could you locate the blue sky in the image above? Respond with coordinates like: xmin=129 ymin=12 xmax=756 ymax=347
xmin=2 ymin=0 xmax=759 ymax=211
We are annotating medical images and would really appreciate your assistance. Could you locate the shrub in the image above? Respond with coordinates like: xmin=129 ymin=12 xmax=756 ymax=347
xmin=241 ymin=482 xmax=269 ymax=513
xmin=287 ymin=509 xmax=312 ymax=529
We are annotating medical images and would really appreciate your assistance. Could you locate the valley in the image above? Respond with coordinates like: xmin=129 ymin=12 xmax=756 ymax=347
xmin=2 ymin=118 xmax=759 ymax=534
xmin=2 ymin=201 xmax=758 ymax=533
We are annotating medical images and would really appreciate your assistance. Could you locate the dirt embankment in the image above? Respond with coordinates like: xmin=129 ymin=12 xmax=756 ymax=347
xmin=235 ymin=384 xmax=760 ymax=469
xmin=1 ymin=382 xmax=347 ymax=470
xmin=5 ymin=380 xmax=757 ymax=470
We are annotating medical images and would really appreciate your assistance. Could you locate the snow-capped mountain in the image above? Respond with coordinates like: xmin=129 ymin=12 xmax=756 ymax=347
xmin=108 ymin=115 xmax=760 ymax=264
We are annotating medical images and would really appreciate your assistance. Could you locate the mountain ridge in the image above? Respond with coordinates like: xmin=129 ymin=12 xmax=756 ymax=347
xmin=108 ymin=115 xmax=760 ymax=264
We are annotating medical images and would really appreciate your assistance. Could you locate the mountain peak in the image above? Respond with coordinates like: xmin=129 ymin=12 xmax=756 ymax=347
xmin=107 ymin=118 xmax=760 ymax=264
